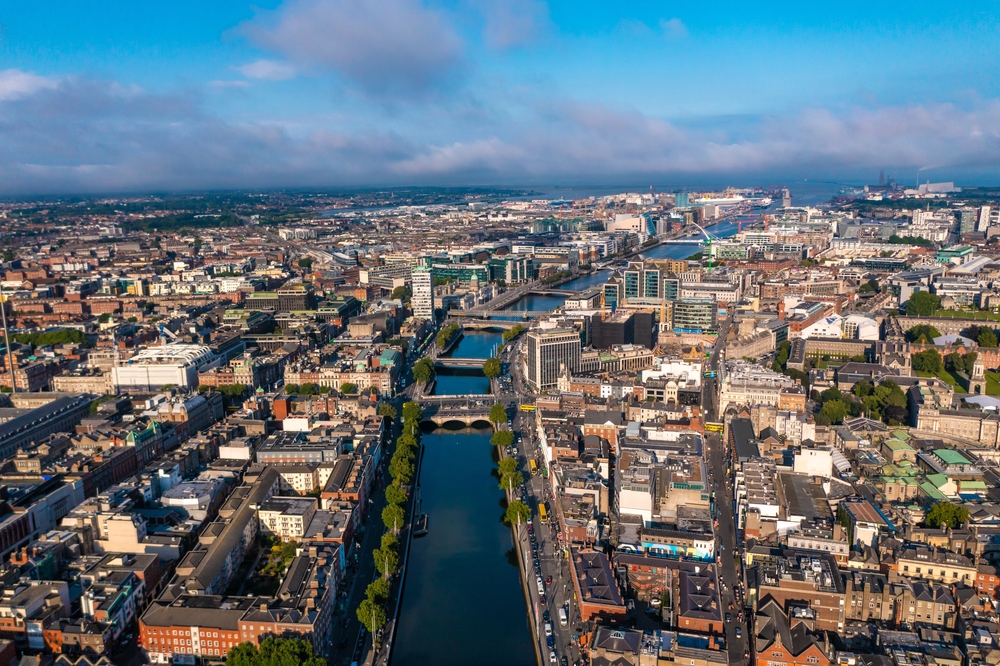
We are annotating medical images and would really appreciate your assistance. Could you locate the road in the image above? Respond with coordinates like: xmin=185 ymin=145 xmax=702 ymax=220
xmin=701 ymin=308 xmax=750 ymax=665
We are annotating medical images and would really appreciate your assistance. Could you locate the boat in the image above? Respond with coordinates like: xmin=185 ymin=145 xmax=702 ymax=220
xmin=414 ymin=513 xmax=429 ymax=537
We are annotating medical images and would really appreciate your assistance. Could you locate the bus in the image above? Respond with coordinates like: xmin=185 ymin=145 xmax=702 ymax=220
xmin=529 ymin=459 xmax=538 ymax=475
xmin=704 ymin=422 xmax=724 ymax=433
xmin=520 ymin=404 xmax=537 ymax=412
xmin=538 ymin=504 xmax=548 ymax=523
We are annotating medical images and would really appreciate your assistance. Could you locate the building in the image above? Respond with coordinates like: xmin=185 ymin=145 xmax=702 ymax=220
xmin=257 ymin=497 xmax=319 ymax=542
xmin=526 ymin=328 xmax=581 ymax=390
xmin=672 ymin=299 xmax=717 ymax=332
xmin=111 ymin=344 xmax=218 ymax=391
xmin=411 ymin=266 xmax=434 ymax=320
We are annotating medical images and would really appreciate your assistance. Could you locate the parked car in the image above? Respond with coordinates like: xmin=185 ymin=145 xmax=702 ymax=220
xmin=549 ymin=651 xmax=557 ymax=664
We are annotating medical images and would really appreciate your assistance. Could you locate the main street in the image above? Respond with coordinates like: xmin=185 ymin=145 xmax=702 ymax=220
xmin=701 ymin=308 xmax=749 ymax=666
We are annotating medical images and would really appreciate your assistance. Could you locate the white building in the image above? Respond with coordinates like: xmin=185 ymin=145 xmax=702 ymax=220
xmin=412 ymin=266 xmax=434 ymax=319
xmin=799 ymin=315 xmax=844 ymax=340
xmin=111 ymin=344 xmax=218 ymax=391
xmin=842 ymin=315 xmax=879 ymax=341
xmin=793 ymin=447 xmax=833 ymax=478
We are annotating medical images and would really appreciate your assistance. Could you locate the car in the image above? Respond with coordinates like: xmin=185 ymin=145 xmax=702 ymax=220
xmin=543 ymin=610 xmax=550 ymax=622
xmin=546 ymin=575 xmax=552 ymax=586
xmin=725 ymin=613 xmax=731 ymax=623
xmin=546 ymin=635 xmax=555 ymax=649
xmin=735 ymin=627 xmax=742 ymax=638
xmin=339 ymin=636 xmax=348 ymax=648
xmin=549 ymin=651 xmax=558 ymax=664
xmin=540 ymin=595 xmax=546 ymax=605
xmin=560 ymin=658 xmax=568 ymax=666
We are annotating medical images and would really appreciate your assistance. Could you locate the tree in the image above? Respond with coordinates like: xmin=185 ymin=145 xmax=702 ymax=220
xmin=390 ymin=456 xmax=413 ymax=485
xmin=413 ymin=358 xmax=435 ymax=384
xmin=819 ymin=400 xmax=847 ymax=425
xmin=385 ymin=484 xmax=407 ymax=506
xmin=299 ymin=382 xmax=318 ymax=395
xmin=98 ymin=313 xmax=111 ymax=323
xmin=884 ymin=405 xmax=908 ymax=425
xmin=391 ymin=285 xmax=409 ymax=301
xmin=297 ymin=257 xmax=313 ymax=269
xmin=381 ymin=531 xmax=398 ymax=550
xmin=402 ymin=401 xmax=423 ymax=423
xmin=906 ymin=291 xmax=941 ymax=316
xmin=340 ymin=382 xmax=357 ymax=394
xmin=284 ymin=383 xmax=299 ymax=395
xmin=490 ymin=430 xmax=514 ymax=448
xmin=853 ymin=380 xmax=874 ymax=398
xmin=366 ymin=578 xmax=390 ymax=604
xmin=819 ymin=387 xmax=843 ymax=404
xmin=356 ymin=598 xmax=387 ymax=642
xmin=389 ymin=458 xmax=413 ymax=486
xmin=912 ymin=349 xmax=943 ymax=374
xmin=378 ymin=403 xmax=397 ymax=420
xmin=500 ymin=470 xmax=524 ymax=492
xmin=483 ymin=357 xmax=502 ymax=380
xmin=906 ymin=324 xmax=942 ymax=344
xmin=383 ymin=503 xmax=405 ymax=533
xmin=978 ymin=328 xmax=999 ymax=348
xmin=505 ymin=500 xmax=531 ymax=527
xmin=926 ymin=501 xmax=970 ymax=529
xmin=397 ymin=433 xmax=418 ymax=450
xmin=502 ymin=324 xmax=526 ymax=342
xmin=498 ymin=457 xmax=519 ymax=477
xmin=373 ymin=545 xmax=399 ymax=578
xmin=489 ymin=402 xmax=508 ymax=424
xmin=225 ymin=637 xmax=325 ymax=666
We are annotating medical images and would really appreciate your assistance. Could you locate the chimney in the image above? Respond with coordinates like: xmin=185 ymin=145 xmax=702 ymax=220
xmin=260 ymin=603 xmax=268 ymax=612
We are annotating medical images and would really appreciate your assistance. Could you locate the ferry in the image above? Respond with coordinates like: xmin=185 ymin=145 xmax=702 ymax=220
xmin=414 ymin=513 xmax=429 ymax=537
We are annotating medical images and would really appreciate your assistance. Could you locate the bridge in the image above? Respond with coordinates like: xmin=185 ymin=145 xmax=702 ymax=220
xmin=434 ymin=358 xmax=486 ymax=369
xmin=471 ymin=309 xmax=551 ymax=319
xmin=419 ymin=403 xmax=494 ymax=427
xmin=444 ymin=317 xmax=521 ymax=330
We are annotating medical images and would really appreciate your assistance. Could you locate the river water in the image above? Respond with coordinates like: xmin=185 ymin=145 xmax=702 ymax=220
xmin=391 ymin=427 xmax=535 ymax=666
xmin=432 ymin=331 xmax=502 ymax=396
xmin=560 ymin=270 xmax=611 ymax=291
xmin=639 ymin=218 xmax=741 ymax=261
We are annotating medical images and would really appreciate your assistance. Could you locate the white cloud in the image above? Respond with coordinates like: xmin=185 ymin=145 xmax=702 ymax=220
xmin=473 ymin=0 xmax=551 ymax=50
xmin=660 ymin=18 xmax=688 ymax=39
xmin=0 ymin=69 xmax=57 ymax=102
xmin=1 ymin=74 xmax=1000 ymax=193
xmin=235 ymin=59 xmax=296 ymax=81
xmin=240 ymin=0 xmax=464 ymax=98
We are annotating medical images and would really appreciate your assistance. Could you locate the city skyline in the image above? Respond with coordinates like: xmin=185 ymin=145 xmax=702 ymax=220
xmin=2 ymin=0 xmax=1000 ymax=193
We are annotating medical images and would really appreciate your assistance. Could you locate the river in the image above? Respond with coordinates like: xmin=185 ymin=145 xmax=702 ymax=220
xmin=560 ymin=270 xmax=611 ymax=291
xmin=432 ymin=331 xmax=502 ymax=396
xmin=391 ymin=427 xmax=536 ymax=666
xmin=639 ymin=218 xmax=741 ymax=261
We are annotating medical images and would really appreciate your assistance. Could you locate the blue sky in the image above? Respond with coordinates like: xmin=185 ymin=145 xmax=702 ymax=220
xmin=1 ymin=0 xmax=999 ymax=193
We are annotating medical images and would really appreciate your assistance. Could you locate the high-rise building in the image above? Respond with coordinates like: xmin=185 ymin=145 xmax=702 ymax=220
xmin=412 ymin=267 xmax=434 ymax=320
xmin=672 ymin=298 xmax=717 ymax=332
xmin=958 ymin=208 xmax=977 ymax=235
xmin=674 ymin=192 xmax=689 ymax=208
xmin=526 ymin=328 xmax=581 ymax=390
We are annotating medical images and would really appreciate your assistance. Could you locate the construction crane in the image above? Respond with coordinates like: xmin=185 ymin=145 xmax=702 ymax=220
xmin=689 ymin=222 xmax=720 ymax=272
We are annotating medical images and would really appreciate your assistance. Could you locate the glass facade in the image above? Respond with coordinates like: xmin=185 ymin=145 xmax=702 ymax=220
xmin=527 ymin=329 xmax=582 ymax=390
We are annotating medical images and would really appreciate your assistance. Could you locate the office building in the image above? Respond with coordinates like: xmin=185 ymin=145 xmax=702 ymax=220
xmin=527 ymin=328 xmax=581 ymax=390
xmin=412 ymin=266 xmax=434 ymax=320
xmin=672 ymin=299 xmax=717 ymax=332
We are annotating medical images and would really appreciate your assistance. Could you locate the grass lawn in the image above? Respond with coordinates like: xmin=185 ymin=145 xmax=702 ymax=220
xmin=917 ymin=368 xmax=967 ymax=391
xmin=986 ymin=372 xmax=1000 ymax=396
xmin=930 ymin=310 xmax=1000 ymax=321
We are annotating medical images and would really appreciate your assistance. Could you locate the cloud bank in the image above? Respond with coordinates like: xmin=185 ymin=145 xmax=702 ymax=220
xmin=2 ymin=67 xmax=1000 ymax=194
xmin=239 ymin=0 xmax=464 ymax=98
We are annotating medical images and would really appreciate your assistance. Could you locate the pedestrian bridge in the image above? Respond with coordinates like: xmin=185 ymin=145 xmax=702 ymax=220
xmin=434 ymin=357 xmax=486 ymax=369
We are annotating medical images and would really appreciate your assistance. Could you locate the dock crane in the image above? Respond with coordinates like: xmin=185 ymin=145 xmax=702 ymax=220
xmin=689 ymin=222 xmax=720 ymax=272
